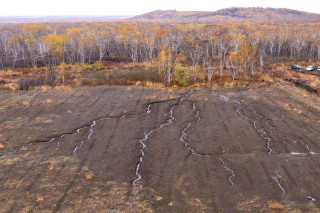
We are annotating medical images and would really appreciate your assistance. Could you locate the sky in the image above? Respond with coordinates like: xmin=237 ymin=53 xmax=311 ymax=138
xmin=0 ymin=0 xmax=319 ymax=16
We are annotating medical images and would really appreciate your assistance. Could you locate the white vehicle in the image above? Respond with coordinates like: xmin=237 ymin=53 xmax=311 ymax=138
xmin=291 ymin=64 xmax=302 ymax=69
xmin=317 ymin=67 xmax=320 ymax=71
xmin=306 ymin=66 xmax=315 ymax=71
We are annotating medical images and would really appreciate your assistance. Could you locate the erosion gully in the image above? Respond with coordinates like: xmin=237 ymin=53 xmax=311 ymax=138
xmin=249 ymin=101 xmax=317 ymax=156
xmin=22 ymin=109 xmax=149 ymax=153
xmin=20 ymin=90 xmax=199 ymax=204
xmin=14 ymin=87 xmax=317 ymax=210
xmin=211 ymin=90 xmax=317 ymax=202
xmin=132 ymin=90 xmax=195 ymax=196
xmin=135 ymin=89 xmax=254 ymax=198
xmin=212 ymin=91 xmax=287 ymax=194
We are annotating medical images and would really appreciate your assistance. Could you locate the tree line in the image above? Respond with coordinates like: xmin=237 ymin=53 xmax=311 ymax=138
xmin=1 ymin=21 xmax=320 ymax=83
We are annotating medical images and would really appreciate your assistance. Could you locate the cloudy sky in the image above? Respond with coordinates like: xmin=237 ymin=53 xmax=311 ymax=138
xmin=0 ymin=0 xmax=319 ymax=16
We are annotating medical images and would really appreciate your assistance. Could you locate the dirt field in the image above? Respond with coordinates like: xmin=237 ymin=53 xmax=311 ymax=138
xmin=0 ymin=83 xmax=319 ymax=212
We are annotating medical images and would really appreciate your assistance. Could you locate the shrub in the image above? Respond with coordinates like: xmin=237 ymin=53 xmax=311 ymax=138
xmin=268 ymin=203 xmax=285 ymax=210
xmin=108 ymin=70 xmax=160 ymax=83
xmin=93 ymin=61 xmax=105 ymax=71
xmin=174 ymin=65 xmax=190 ymax=86
xmin=178 ymin=79 xmax=189 ymax=87
xmin=56 ymin=70 xmax=71 ymax=84
xmin=17 ymin=78 xmax=53 ymax=90
xmin=56 ymin=63 xmax=71 ymax=83
xmin=79 ymin=63 xmax=94 ymax=71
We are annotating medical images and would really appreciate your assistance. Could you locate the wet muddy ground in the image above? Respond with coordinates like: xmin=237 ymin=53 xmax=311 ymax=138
xmin=0 ymin=83 xmax=319 ymax=212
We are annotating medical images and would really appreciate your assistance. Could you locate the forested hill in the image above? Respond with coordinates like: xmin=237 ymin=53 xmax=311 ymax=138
xmin=131 ymin=7 xmax=320 ymax=22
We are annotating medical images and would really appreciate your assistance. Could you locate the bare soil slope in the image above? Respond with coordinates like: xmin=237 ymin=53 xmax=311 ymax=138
xmin=0 ymin=84 xmax=319 ymax=212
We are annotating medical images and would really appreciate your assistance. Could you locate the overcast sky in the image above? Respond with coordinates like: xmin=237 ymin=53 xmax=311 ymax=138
xmin=0 ymin=0 xmax=319 ymax=16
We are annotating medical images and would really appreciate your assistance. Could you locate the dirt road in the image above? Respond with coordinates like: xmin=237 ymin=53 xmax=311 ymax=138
xmin=0 ymin=84 xmax=319 ymax=212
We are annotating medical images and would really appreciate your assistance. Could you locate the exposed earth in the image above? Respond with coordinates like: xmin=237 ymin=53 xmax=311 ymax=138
xmin=0 ymin=83 xmax=319 ymax=212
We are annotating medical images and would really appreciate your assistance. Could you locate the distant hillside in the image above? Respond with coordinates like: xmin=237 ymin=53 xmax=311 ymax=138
xmin=0 ymin=16 xmax=129 ymax=24
xmin=131 ymin=7 xmax=320 ymax=23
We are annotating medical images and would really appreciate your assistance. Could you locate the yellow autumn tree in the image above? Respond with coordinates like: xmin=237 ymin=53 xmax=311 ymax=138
xmin=43 ymin=34 xmax=69 ymax=61
xmin=157 ymin=48 xmax=173 ymax=83
xmin=228 ymin=51 xmax=241 ymax=81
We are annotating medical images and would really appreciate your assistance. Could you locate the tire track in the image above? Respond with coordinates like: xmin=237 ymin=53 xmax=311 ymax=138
xmin=263 ymin=88 xmax=320 ymax=136
xmin=78 ymin=118 xmax=122 ymax=209
xmin=28 ymin=162 xmax=68 ymax=212
xmin=4 ymin=90 xmax=81 ymax=144
xmin=0 ymin=91 xmax=39 ymax=123
xmin=52 ymin=138 xmax=97 ymax=213
xmin=205 ymin=160 xmax=221 ymax=212
xmin=2 ymin=97 xmax=154 ymax=210
xmin=3 ymin=152 xmax=57 ymax=209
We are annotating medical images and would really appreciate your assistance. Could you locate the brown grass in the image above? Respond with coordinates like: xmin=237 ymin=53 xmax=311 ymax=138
xmin=268 ymin=202 xmax=285 ymax=210
xmin=155 ymin=196 xmax=163 ymax=201
xmin=48 ymin=165 xmax=55 ymax=171
xmin=20 ymin=146 xmax=27 ymax=151
xmin=36 ymin=196 xmax=44 ymax=202
xmin=85 ymin=173 xmax=95 ymax=180
xmin=135 ymin=81 xmax=165 ymax=88
xmin=45 ymin=99 xmax=53 ymax=104
xmin=0 ymin=62 xmax=281 ymax=90
xmin=271 ymin=64 xmax=320 ymax=92
xmin=22 ymin=101 xmax=30 ymax=106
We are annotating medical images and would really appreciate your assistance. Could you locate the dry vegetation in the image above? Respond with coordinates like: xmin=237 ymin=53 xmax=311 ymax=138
xmin=271 ymin=63 xmax=320 ymax=94
xmin=0 ymin=61 xmax=276 ymax=91
xmin=1 ymin=8 xmax=320 ymax=213
xmin=1 ymin=15 xmax=320 ymax=91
